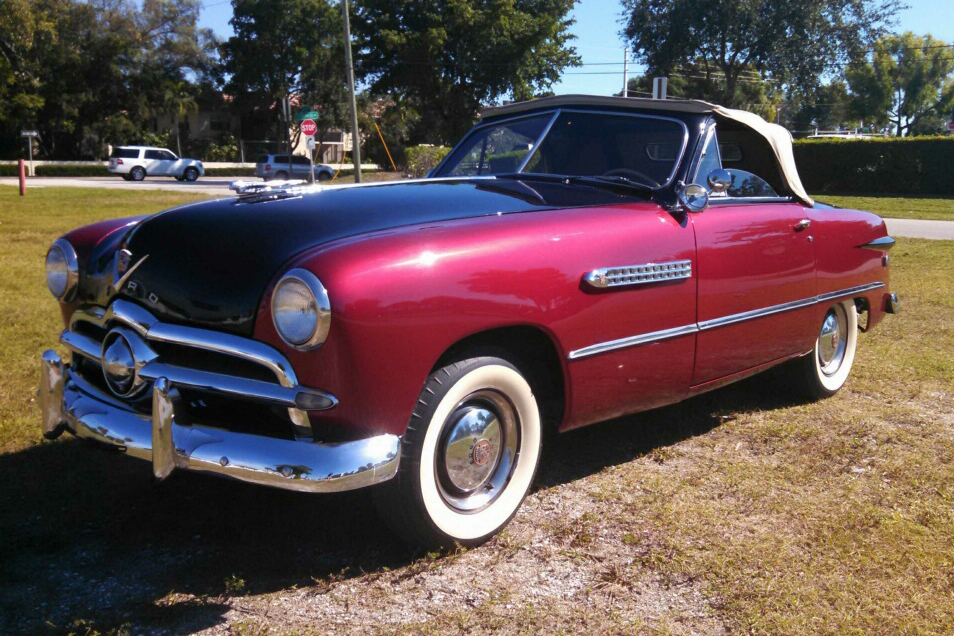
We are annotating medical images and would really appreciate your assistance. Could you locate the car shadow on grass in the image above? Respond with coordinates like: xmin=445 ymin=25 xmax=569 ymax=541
xmin=0 ymin=370 xmax=805 ymax=636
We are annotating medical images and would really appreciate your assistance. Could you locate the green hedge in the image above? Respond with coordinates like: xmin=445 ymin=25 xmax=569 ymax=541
xmin=405 ymin=145 xmax=450 ymax=178
xmin=203 ymin=167 xmax=256 ymax=177
xmin=793 ymin=137 xmax=954 ymax=196
xmin=0 ymin=164 xmax=109 ymax=176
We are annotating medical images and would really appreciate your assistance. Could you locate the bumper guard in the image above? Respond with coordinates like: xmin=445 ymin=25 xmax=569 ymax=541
xmin=40 ymin=351 xmax=400 ymax=493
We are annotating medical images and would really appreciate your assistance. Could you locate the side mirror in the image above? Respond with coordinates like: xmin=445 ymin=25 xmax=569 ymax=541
xmin=678 ymin=184 xmax=709 ymax=212
xmin=706 ymin=168 xmax=732 ymax=194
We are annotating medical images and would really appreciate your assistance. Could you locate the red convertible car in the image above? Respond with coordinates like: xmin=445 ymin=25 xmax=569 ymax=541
xmin=40 ymin=95 xmax=898 ymax=546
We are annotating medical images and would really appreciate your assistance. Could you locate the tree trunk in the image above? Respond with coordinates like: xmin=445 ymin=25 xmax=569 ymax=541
xmin=175 ymin=113 xmax=182 ymax=156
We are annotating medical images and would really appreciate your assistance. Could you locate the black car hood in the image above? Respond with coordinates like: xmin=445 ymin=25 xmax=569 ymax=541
xmin=111 ymin=178 xmax=639 ymax=336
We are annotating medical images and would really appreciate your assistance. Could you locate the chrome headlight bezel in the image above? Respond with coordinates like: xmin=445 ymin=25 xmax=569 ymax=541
xmin=271 ymin=268 xmax=331 ymax=351
xmin=45 ymin=238 xmax=79 ymax=301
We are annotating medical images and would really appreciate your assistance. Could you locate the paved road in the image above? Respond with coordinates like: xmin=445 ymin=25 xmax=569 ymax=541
xmin=4 ymin=177 xmax=953 ymax=240
xmin=883 ymin=218 xmax=954 ymax=241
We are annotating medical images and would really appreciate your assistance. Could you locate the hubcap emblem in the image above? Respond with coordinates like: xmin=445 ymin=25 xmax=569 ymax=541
xmin=99 ymin=329 xmax=155 ymax=398
xmin=472 ymin=439 xmax=494 ymax=467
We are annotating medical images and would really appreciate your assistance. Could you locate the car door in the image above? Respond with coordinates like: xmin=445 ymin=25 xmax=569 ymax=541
xmin=690 ymin=125 xmax=817 ymax=386
xmin=160 ymin=150 xmax=181 ymax=175
xmin=143 ymin=149 xmax=167 ymax=175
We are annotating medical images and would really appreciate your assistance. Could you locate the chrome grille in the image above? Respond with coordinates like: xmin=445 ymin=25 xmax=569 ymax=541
xmin=584 ymin=259 xmax=692 ymax=289
xmin=61 ymin=299 xmax=335 ymax=439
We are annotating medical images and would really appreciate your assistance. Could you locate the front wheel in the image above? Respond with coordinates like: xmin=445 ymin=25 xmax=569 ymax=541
xmin=374 ymin=356 xmax=542 ymax=547
xmin=183 ymin=167 xmax=199 ymax=182
xmin=788 ymin=300 xmax=858 ymax=399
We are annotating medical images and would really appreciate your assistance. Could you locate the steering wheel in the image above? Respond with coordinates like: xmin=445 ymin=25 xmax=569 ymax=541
xmin=602 ymin=168 xmax=659 ymax=188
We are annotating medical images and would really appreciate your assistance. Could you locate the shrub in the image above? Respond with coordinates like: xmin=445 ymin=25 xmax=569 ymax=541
xmin=405 ymin=145 xmax=450 ymax=178
xmin=793 ymin=137 xmax=954 ymax=196
xmin=0 ymin=164 xmax=109 ymax=177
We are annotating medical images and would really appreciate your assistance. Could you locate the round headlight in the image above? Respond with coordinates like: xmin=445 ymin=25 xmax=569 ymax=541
xmin=271 ymin=268 xmax=331 ymax=350
xmin=45 ymin=239 xmax=79 ymax=301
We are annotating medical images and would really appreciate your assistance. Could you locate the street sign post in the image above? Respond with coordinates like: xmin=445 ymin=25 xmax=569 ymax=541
xmin=20 ymin=130 xmax=38 ymax=176
xmin=300 ymin=119 xmax=318 ymax=185
xmin=306 ymin=136 xmax=317 ymax=184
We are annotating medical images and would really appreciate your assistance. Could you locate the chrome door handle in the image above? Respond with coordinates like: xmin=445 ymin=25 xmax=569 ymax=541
xmin=794 ymin=219 xmax=811 ymax=231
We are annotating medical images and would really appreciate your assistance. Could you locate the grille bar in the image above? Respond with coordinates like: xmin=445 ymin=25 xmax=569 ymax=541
xmin=64 ymin=300 xmax=335 ymax=437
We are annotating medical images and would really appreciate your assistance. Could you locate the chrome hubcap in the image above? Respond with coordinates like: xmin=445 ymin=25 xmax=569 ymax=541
xmin=437 ymin=390 xmax=519 ymax=512
xmin=818 ymin=305 xmax=848 ymax=376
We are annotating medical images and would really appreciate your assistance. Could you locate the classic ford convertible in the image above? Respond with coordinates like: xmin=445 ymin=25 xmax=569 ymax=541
xmin=40 ymin=95 xmax=898 ymax=546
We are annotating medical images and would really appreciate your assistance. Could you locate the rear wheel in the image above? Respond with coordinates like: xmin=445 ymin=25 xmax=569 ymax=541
xmin=317 ymin=170 xmax=332 ymax=182
xmin=121 ymin=174 xmax=133 ymax=181
xmin=274 ymin=170 xmax=288 ymax=180
xmin=183 ymin=167 xmax=199 ymax=182
xmin=788 ymin=300 xmax=858 ymax=399
xmin=374 ymin=356 xmax=542 ymax=547
xmin=130 ymin=166 xmax=146 ymax=181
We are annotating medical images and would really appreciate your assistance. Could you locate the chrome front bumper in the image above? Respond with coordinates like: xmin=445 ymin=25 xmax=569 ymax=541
xmin=40 ymin=350 xmax=400 ymax=493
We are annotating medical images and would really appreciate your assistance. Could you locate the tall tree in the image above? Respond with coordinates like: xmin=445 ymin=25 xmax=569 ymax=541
xmin=220 ymin=0 xmax=346 ymax=147
xmin=622 ymin=61 xmax=782 ymax=120
xmin=353 ymin=0 xmax=581 ymax=144
xmin=160 ymin=80 xmax=199 ymax=155
xmin=846 ymin=32 xmax=954 ymax=136
xmin=621 ymin=0 xmax=900 ymax=107
xmin=0 ymin=0 xmax=214 ymax=158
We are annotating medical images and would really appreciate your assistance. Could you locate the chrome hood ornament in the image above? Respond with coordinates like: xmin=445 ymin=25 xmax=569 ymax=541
xmin=111 ymin=249 xmax=148 ymax=294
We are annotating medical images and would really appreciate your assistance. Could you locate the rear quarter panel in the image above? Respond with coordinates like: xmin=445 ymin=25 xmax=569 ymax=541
xmin=809 ymin=205 xmax=891 ymax=329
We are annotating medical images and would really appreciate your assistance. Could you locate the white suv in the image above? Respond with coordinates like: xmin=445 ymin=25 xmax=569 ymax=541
xmin=108 ymin=146 xmax=204 ymax=182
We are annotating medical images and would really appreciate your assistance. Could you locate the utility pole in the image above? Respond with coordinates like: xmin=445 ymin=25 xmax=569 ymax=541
xmin=622 ymin=48 xmax=629 ymax=97
xmin=341 ymin=0 xmax=361 ymax=182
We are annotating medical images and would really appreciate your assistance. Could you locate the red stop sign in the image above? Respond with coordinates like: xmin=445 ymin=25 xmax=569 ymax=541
xmin=301 ymin=119 xmax=317 ymax=136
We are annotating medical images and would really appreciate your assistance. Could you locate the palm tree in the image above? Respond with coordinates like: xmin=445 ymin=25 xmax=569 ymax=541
xmin=161 ymin=81 xmax=198 ymax=156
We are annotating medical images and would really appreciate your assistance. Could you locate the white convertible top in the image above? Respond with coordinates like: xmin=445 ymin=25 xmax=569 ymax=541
xmin=482 ymin=95 xmax=813 ymax=206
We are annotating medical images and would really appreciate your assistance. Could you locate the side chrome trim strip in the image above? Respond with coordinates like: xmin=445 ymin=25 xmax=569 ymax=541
xmin=584 ymin=260 xmax=691 ymax=289
xmin=568 ymin=323 xmax=699 ymax=360
xmin=568 ymin=282 xmax=886 ymax=360
xmin=817 ymin=281 xmax=885 ymax=303
xmin=858 ymin=236 xmax=895 ymax=251
xmin=697 ymin=296 xmax=817 ymax=331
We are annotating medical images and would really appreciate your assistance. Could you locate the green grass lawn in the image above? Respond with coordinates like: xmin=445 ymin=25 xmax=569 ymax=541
xmin=0 ymin=186 xmax=213 ymax=452
xmin=1 ymin=186 xmax=952 ymax=635
xmin=814 ymin=194 xmax=954 ymax=221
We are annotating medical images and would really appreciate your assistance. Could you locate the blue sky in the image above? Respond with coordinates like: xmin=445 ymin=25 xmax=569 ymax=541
xmin=199 ymin=0 xmax=954 ymax=96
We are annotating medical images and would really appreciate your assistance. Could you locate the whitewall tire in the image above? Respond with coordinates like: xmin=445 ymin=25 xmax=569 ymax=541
xmin=790 ymin=300 xmax=858 ymax=398
xmin=375 ymin=356 xmax=542 ymax=547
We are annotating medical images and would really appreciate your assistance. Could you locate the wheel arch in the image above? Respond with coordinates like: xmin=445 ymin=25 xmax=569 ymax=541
xmin=431 ymin=324 xmax=567 ymax=433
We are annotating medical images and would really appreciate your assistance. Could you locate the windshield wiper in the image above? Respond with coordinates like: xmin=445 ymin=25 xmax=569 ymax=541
xmin=493 ymin=172 xmax=656 ymax=195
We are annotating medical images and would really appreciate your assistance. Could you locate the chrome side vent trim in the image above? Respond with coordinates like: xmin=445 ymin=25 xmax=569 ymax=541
xmin=584 ymin=259 xmax=692 ymax=289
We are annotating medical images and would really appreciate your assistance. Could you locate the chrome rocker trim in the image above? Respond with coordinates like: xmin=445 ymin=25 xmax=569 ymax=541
xmin=568 ymin=281 xmax=886 ymax=359
xmin=40 ymin=351 xmax=401 ymax=493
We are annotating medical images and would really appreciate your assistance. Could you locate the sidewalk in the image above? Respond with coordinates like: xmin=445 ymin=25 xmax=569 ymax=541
xmin=883 ymin=218 xmax=954 ymax=240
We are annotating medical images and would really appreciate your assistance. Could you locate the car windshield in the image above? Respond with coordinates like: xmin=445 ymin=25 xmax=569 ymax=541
xmin=435 ymin=111 xmax=686 ymax=187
